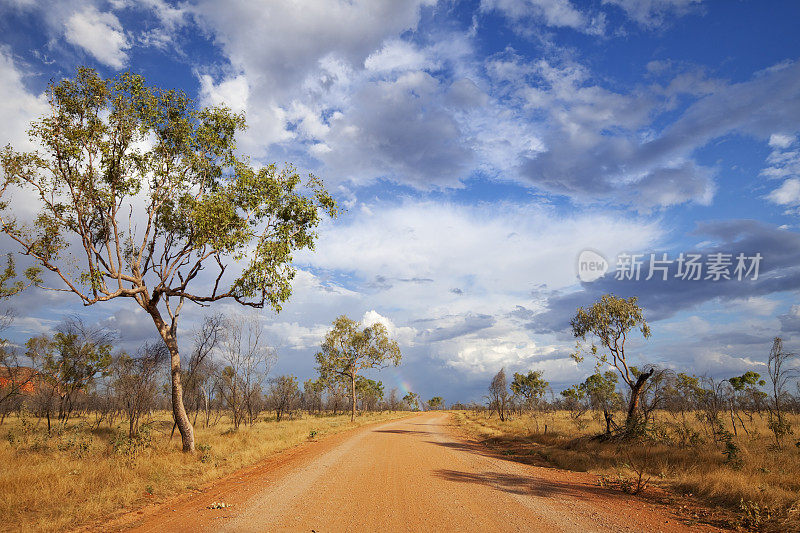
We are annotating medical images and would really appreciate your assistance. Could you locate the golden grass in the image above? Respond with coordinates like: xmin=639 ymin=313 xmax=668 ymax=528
xmin=0 ymin=410 xmax=409 ymax=532
xmin=450 ymin=410 xmax=800 ymax=530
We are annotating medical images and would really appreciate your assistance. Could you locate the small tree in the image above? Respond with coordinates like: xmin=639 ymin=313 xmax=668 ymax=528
xmin=570 ymin=294 xmax=653 ymax=433
xmin=428 ymin=396 xmax=444 ymax=410
xmin=219 ymin=317 xmax=275 ymax=428
xmin=488 ymin=368 xmax=509 ymax=421
xmin=581 ymin=371 xmax=622 ymax=435
xmin=302 ymin=378 xmax=324 ymax=414
xmin=26 ymin=317 xmax=113 ymax=427
xmin=315 ymin=315 xmax=401 ymax=422
xmin=510 ymin=370 xmax=549 ymax=412
xmin=113 ymin=341 xmax=167 ymax=437
xmin=403 ymin=391 xmax=420 ymax=411
xmin=0 ymin=68 xmax=336 ymax=451
xmin=766 ymin=337 xmax=797 ymax=447
xmin=267 ymin=375 xmax=300 ymax=422
xmin=560 ymin=384 xmax=589 ymax=428
xmin=727 ymin=371 xmax=766 ymax=436
xmin=356 ymin=377 xmax=384 ymax=412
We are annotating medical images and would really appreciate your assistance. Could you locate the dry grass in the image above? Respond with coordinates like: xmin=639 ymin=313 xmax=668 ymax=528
xmin=0 ymin=410 xmax=408 ymax=532
xmin=451 ymin=410 xmax=800 ymax=531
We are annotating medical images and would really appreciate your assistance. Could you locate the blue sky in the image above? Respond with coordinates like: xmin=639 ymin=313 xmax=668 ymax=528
xmin=1 ymin=0 xmax=800 ymax=403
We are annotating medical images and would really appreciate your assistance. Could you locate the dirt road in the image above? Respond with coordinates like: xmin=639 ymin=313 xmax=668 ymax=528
xmin=117 ymin=413 xmax=722 ymax=532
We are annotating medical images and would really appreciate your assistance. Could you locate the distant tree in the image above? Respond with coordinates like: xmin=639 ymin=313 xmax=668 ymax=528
xmin=570 ymin=294 xmax=653 ymax=433
xmin=323 ymin=376 xmax=349 ymax=415
xmin=766 ymin=337 xmax=797 ymax=447
xmin=387 ymin=388 xmax=401 ymax=412
xmin=428 ymin=396 xmax=445 ymax=410
xmin=403 ymin=391 xmax=420 ymax=411
xmin=510 ymin=370 xmax=549 ymax=412
xmin=0 ymin=255 xmax=36 ymax=423
xmin=25 ymin=317 xmax=113 ymax=429
xmin=356 ymin=377 xmax=384 ymax=412
xmin=267 ymin=375 xmax=300 ymax=422
xmin=726 ymin=371 xmax=766 ymax=436
xmin=487 ymin=368 xmax=510 ymax=421
xmin=315 ymin=315 xmax=401 ymax=422
xmin=219 ymin=317 xmax=275 ymax=428
xmin=560 ymin=384 xmax=589 ymax=428
xmin=302 ymin=378 xmax=324 ymax=414
xmin=0 ymin=68 xmax=336 ymax=451
xmin=183 ymin=314 xmax=225 ymax=427
xmin=113 ymin=341 xmax=167 ymax=437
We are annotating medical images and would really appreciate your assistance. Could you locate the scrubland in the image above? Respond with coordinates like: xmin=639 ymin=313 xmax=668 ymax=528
xmin=451 ymin=409 xmax=800 ymax=531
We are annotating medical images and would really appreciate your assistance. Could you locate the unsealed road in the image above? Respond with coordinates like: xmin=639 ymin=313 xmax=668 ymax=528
xmin=119 ymin=413 xmax=722 ymax=532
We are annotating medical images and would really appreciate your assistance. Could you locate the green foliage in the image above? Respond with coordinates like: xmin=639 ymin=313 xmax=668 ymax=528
xmin=25 ymin=320 xmax=113 ymax=397
xmin=315 ymin=315 xmax=401 ymax=382
xmin=728 ymin=371 xmax=766 ymax=391
xmin=315 ymin=315 xmax=400 ymax=420
xmin=112 ymin=423 xmax=152 ymax=461
xmin=0 ymin=66 xmax=336 ymax=311
xmin=510 ymin=370 xmax=548 ymax=408
xmin=403 ymin=391 xmax=420 ymax=411
xmin=356 ymin=377 xmax=384 ymax=403
xmin=570 ymin=294 xmax=650 ymax=388
xmin=428 ymin=396 xmax=444 ymax=410
xmin=738 ymin=499 xmax=773 ymax=529
xmin=197 ymin=443 xmax=213 ymax=464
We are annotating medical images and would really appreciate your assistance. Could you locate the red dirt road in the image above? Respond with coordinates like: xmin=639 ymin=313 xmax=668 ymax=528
xmin=111 ymin=413 xmax=724 ymax=532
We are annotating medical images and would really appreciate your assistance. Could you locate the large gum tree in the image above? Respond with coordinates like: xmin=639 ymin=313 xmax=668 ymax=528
xmin=0 ymin=68 xmax=336 ymax=452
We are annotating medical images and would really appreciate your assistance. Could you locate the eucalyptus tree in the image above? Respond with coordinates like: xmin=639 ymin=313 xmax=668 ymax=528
xmin=315 ymin=315 xmax=401 ymax=422
xmin=510 ymin=370 xmax=549 ymax=412
xmin=0 ymin=68 xmax=336 ymax=451
xmin=570 ymin=294 xmax=653 ymax=432
xmin=403 ymin=391 xmax=420 ymax=411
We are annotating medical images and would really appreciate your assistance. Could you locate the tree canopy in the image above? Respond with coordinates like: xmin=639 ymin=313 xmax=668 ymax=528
xmin=315 ymin=315 xmax=401 ymax=421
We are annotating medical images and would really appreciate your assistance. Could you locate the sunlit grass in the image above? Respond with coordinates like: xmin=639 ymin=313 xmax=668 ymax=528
xmin=0 ymin=410 xmax=409 ymax=532
xmin=451 ymin=409 xmax=800 ymax=529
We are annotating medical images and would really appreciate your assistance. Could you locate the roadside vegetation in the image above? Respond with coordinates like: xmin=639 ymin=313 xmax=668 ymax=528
xmin=450 ymin=294 xmax=800 ymax=532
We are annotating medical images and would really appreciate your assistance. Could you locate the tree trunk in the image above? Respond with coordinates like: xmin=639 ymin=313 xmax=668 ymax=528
xmin=350 ymin=373 xmax=356 ymax=422
xmin=604 ymin=410 xmax=614 ymax=435
xmin=148 ymin=307 xmax=194 ymax=452
xmin=625 ymin=368 xmax=654 ymax=429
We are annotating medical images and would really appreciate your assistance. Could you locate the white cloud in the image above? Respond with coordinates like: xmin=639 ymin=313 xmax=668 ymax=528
xmin=63 ymin=6 xmax=130 ymax=69
xmin=602 ymin=0 xmax=703 ymax=28
xmin=198 ymin=73 xmax=249 ymax=113
xmin=299 ymin=199 xmax=662 ymax=306
xmin=364 ymin=40 xmax=434 ymax=73
xmin=762 ymin=133 xmax=800 ymax=208
xmin=767 ymin=178 xmax=800 ymax=206
xmin=769 ymin=133 xmax=795 ymax=149
xmin=360 ymin=310 xmax=417 ymax=346
xmin=482 ymin=0 xmax=606 ymax=36
xmin=0 ymin=48 xmax=47 ymax=149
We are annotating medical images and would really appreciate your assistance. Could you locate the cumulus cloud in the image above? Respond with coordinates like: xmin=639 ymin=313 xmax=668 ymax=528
xmin=63 ymin=6 xmax=130 ymax=68
xmin=0 ymin=48 xmax=47 ymax=149
xmin=516 ymin=58 xmax=800 ymax=209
